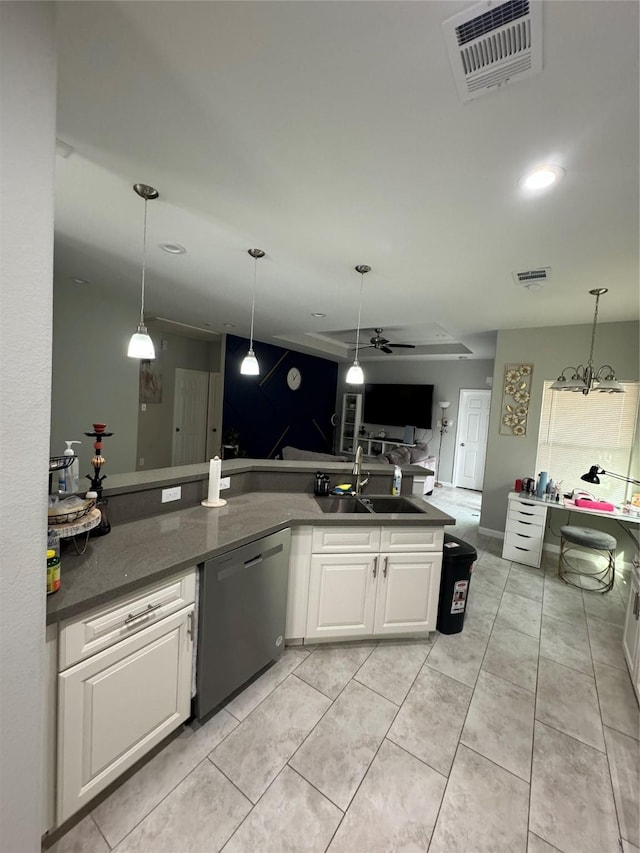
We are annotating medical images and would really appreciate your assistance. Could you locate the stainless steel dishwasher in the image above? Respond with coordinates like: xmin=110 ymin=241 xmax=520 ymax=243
xmin=195 ymin=528 xmax=291 ymax=720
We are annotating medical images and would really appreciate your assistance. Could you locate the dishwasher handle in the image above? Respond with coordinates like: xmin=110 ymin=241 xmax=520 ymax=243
xmin=244 ymin=554 xmax=264 ymax=569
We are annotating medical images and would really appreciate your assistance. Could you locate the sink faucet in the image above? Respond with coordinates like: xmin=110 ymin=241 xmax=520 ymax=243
xmin=352 ymin=445 xmax=370 ymax=495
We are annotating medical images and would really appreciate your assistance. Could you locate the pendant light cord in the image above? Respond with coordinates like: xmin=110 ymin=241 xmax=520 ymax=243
xmin=354 ymin=271 xmax=364 ymax=360
xmin=249 ymin=255 xmax=257 ymax=349
xmin=140 ymin=197 xmax=148 ymax=326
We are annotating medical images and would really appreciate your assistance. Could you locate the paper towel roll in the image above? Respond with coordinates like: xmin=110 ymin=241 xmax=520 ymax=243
xmin=207 ymin=457 xmax=221 ymax=503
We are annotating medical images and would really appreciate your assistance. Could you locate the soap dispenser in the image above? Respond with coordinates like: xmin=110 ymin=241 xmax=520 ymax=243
xmin=63 ymin=440 xmax=82 ymax=493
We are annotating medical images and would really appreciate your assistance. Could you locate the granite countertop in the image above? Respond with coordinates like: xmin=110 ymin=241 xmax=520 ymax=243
xmin=47 ymin=492 xmax=454 ymax=625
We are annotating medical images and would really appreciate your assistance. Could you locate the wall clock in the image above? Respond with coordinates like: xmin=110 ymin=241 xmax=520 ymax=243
xmin=287 ymin=367 xmax=302 ymax=391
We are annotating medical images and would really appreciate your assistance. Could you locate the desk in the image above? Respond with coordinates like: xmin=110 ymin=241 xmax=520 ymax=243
xmin=502 ymin=491 xmax=640 ymax=568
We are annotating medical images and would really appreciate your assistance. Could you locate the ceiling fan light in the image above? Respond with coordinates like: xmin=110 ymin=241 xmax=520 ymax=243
xmin=240 ymin=349 xmax=260 ymax=375
xmin=346 ymin=361 xmax=364 ymax=385
xmin=127 ymin=324 xmax=155 ymax=359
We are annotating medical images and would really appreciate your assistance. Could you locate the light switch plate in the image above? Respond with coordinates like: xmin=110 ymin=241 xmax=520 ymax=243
xmin=161 ymin=486 xmax=182 ymax=503
xmin=220 ymin=477 xmax=231 ymax=490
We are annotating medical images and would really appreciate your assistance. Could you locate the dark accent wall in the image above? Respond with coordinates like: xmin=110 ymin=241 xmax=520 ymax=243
xmin=223 ymin=335 xmax=338 ymax=458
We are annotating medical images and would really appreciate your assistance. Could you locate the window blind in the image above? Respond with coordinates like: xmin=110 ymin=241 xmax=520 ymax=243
xmin=536 ymin=381 xmax=640 ymax=504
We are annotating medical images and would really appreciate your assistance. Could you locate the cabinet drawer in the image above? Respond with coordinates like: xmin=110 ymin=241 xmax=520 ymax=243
xmin=502 ymin=539 xmax=542 ymax=568
xmin=504 ymin=529 xmax=543 ymax=550
xmin=506 ymin=512 xmax=545 ymax=536
xmin=59 ymin=568 xmax=196 ymax=670
xmin=380 ymin=526 xmax=444 ymax=552
xmin=312 ymin=526 xmax=381 ymax=554
xmin=508 ymin=497 xmax=547 ymax=520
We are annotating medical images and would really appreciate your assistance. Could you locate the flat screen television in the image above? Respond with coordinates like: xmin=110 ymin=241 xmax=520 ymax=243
xmin=363 ymin=383 xmax=433 ymax=430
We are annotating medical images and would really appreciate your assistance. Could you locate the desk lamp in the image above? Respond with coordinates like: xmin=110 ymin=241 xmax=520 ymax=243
xmin=581 ymin=466 xmax=640 ymax=488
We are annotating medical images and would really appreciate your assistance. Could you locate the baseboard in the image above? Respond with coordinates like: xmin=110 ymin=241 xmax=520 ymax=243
xmin=478 ymin=527 xmax=504 ymax=539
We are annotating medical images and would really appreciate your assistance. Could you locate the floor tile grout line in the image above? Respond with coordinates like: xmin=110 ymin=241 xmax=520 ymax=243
xmin=89 ymin=813 xmax=111 ymax=851
xmin=293 ymin=642 xmax=378 ymax=702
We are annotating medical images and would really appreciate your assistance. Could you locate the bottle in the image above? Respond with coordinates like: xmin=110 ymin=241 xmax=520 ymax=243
xmin=392 ymin=465 xmax=402 ymax=496
xmin=46 ymin=549 xmax=60 ymax=594
xmin=62 ymin=440 xmax=82 ymax=493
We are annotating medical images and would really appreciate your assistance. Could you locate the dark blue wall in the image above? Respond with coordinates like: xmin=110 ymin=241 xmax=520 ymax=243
xmin=223 ymin=335 xmax=338 ymax=458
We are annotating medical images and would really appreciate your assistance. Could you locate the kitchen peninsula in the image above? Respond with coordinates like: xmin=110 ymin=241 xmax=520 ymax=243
xmin=44 ymin=458 xmax=452 ymax=836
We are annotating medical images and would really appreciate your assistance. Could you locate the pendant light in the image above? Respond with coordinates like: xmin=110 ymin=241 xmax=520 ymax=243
xmin=127 ymin=183 xmax=159 ymax=360
xmin=550 ymin=288 xmax=624 ymax=395
xmin=240 ymin=248 xmax=265 ymax=375
xmin=346 ymin=264 xmax=370 ymax=385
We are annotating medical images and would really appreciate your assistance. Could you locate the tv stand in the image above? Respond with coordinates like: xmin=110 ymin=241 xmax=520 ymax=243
xmin=356 ymin=437 xmax=414 ymax=456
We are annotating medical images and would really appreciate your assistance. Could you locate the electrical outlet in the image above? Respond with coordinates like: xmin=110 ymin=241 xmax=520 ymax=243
xmin=161 ymin=486 xmax=182 ymax=503
xmin=139 ymin=457 xmax=144 ymax=466
xmin=220 ymin=477 xmax=231 ymax=491
xmin=141 ymin=403 xmax=147 ymax=412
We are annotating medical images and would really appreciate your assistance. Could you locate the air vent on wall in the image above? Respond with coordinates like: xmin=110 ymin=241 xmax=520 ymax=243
xmin=442 ymin=0 xmax=543 ymax=103
xmin=512 ymin=267 xmax=551 ymax=288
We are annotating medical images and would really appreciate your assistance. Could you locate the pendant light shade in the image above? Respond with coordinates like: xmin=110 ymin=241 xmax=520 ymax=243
xmin=240 ymin=249 xmax=265 ymax=376
xmin=128 ymin=183 xmax=159 ymax=360
xmin=551 ymin=289 xmax=624 ymax=395
xmin=347 ymin=264 xmax=370 ymax=385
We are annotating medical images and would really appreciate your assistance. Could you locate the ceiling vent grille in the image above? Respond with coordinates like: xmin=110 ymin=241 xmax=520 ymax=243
xmin=512 ymin=267 xmax=551 ymax=288
xmin=442 ymin=0 xmax=543 ymax=103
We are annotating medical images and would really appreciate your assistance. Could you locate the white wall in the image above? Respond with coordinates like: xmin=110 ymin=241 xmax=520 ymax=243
xmin=337 ymin=359 xmax=494 ymax=481
xmin=0 ymin=4 xmax=55 ymax=850
xmin=481 ymin=320 xmax=640 ymax=534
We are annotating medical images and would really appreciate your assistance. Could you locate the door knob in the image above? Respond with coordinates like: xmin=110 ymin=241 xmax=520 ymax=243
xmin=460 ymin=442 xmax=465 ymax=446
xmin=175 ymin=427 xmax=181 ymax=432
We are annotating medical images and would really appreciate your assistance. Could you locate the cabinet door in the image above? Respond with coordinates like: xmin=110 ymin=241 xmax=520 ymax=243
xmin=373 ymin=552 xmax=442 ymax=636
xmin=622 ymin=571 xmax=640 ymax=699
xmin=306 ymin=554 xmax=376 ymax=640
xmin=57 ymin=606 xmax=194 ymax=823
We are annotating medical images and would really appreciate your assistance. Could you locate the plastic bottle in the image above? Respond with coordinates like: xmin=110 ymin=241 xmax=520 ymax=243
xmin=62 ymin=440 xmax=82 ymax=493
xmin=46 ymin=549 xmax=60 ymax=594
xmin=392 ymin=465 xmax=402 ymax=496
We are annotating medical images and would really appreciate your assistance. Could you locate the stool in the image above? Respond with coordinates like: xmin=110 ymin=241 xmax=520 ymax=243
xmin=558 ymin=525 xmax=616 ymax=593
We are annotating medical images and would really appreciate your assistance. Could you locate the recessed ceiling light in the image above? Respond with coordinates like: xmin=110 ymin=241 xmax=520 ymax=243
xmin=223 ymin=323 xmax=236 ymax=328
xmin=311 ymin=312 xmax=326 ymax=318
xmin=71 ymin=277 xmax=88 ymax=285
xmin=520 ymin=164 xmax=565 ymax=191
xmin=159 ymin=243 xmax=186 ymax=255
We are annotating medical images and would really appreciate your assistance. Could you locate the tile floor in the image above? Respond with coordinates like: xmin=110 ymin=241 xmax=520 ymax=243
xmin=49 ymin=487 xmax=640 ymax=853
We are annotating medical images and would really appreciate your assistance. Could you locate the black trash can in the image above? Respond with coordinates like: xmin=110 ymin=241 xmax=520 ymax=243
xmin=436 ymin=533 xmax=477 ymax=634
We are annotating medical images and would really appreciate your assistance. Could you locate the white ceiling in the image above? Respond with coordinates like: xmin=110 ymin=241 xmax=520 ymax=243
xmin=54 ymin=0 xmax=639 ymax=364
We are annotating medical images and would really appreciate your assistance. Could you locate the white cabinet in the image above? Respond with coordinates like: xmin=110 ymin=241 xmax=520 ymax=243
xmin=340 ymin=392 xmax=363 ymax=454
xmin=56 ymin=569 xmax=196 ymax=824
xmin=622 ymin=560 xmax=640 ymax=702
xmin=303 ymin=525 xmax=443 ymax=641
xmin=502 ymin=492 xmax=547 ymax=568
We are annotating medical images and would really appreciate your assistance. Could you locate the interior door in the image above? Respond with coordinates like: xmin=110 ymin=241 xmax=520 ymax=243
xmin=453 ymin=389 xmax=491 ymax=490
xmin=373 ymin=552 xmax=441 ymax=635
xmin=172 ymin=368 xmax=210 ymax=466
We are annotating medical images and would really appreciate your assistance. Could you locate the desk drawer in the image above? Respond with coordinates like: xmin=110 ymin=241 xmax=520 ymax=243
xmin=502 ymin=536 xmax=542 ymax=568
xmin=508 ymin=497 xmax=547 ymax=520
xmin=507 ymin=511 xmax=545 ymax=534
xmin=59 ymin=568 xmax=196 ymax=669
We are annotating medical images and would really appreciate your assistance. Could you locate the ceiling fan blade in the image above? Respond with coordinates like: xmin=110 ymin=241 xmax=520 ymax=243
xmin=381 ymin=345 xmax=393 ymax=354
xmin=387 ymin=343 xmax=416 ymax=349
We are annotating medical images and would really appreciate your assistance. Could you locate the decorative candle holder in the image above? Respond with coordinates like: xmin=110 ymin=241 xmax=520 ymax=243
xmin=84 ymin=422 xmax=113 ymax=536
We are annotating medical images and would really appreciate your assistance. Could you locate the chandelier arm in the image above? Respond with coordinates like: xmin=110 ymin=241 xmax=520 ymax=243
xmin=594 ymin=365 xmax=617 ymax=379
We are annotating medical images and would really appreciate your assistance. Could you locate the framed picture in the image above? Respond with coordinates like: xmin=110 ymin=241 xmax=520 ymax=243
xmin=139 ymin=361 xmax=162 ymax=404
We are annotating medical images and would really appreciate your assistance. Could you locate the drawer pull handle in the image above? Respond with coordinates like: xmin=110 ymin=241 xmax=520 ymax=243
xmin=187 ymin=611 xmax=195 ymax=641
xmin=519 ymin=512 xmax=535 ymax=517
xmin=515 ymin=546 xmax=529 ymax=551
xmin=125 ymin=602 xmax=162 ymax=626
xmin=372 ymin=556 xmax=378 ymax=579
xmin=517 ymin=521 xmax=532 ymax=526
xmin=516 ymin=533 xmax=531 ymax=539
xmin=383 ymin=556 xmax=389 ymax=578
xmin=519 ymin=501 xmax=535 ymax=506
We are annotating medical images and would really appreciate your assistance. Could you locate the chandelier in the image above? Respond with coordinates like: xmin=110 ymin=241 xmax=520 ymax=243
xmin=550 ymin=288 xmax=624 ymax=395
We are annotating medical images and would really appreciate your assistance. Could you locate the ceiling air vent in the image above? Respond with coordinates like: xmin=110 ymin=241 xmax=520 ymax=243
xmin=442 ymin=0 xmax=543 ymax=103
xmin=512 ymin=267 xmax=551 ymax=289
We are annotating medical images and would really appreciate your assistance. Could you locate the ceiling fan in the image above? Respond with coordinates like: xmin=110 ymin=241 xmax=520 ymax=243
xmin=350 ymin=328 xmax=417 ymax=355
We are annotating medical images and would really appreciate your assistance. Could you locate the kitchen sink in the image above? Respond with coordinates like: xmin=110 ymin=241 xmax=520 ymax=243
xmin=314 ymin=495 xmax=426 ymax=514
xmin=314 ymin=496 xmax=373 ymax=513
xmin=359 ymin=496 xmax=425 ymax=514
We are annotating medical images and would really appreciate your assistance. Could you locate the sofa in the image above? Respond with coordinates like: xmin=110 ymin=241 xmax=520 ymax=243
xmin=280 ymin=443 xmax=436 ymax=495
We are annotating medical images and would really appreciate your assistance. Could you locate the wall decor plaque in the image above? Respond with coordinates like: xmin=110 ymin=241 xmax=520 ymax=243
xmin=499 ymin=363 xmax=533 ymax=436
